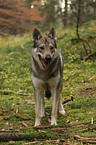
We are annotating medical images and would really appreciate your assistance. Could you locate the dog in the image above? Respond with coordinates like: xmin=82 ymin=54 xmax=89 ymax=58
xmin=31 ymin=27 xmax=65 ymax=126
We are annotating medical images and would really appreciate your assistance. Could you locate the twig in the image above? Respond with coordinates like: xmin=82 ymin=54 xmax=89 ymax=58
xmin=35 ymin=126 xmax=50 ymax=129
xmin=20 ymin=122 xmax=28 ymax=128
xmin=51 ymin=128 xmax=67 ymax=130
xmin=74 ymin=135 xmax=96 ymax=143
xmin=83 ymin=51 xmax=96 ymax=61
xmin=24 ymin=141 xmax=38 ymax=144
xmin=63 ymin=96 xmax=74 ymax=104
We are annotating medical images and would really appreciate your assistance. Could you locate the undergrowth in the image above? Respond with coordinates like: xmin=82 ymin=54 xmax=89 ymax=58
xmin=0 ymin=21 xmax=96 ymax=144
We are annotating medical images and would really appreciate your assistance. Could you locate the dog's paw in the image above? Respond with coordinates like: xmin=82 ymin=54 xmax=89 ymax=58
xmin=51 ymin=121 xmax=58 ymax=125
xmin=34 ymin=119 xmax=41 ymax=127
xmin=51 ymin=117 xmax=58 ymax=125
xmin=59 ymin=110 xmax=66 ymax=115
xmin=40 ymin=114 xmax=45 ymax=117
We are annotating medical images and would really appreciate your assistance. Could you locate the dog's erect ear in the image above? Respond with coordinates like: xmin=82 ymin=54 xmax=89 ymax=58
xmin=48 ymin=27 xmax=56 ymax=40
xmin=33 ymin=28 xmax=42 ymax=42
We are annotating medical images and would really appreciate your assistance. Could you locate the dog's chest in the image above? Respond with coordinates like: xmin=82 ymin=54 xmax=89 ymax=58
xmin=31 ymin=73 xmax=60 ymax=90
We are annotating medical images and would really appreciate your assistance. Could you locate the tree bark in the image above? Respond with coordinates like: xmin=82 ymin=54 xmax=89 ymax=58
xmin=0 ymin=132 xmax=58 ymax=142
xmin=0 ymin=133 xmax=25 ymax=141
xmin=63 ymin=0 xmax=68 ymax=27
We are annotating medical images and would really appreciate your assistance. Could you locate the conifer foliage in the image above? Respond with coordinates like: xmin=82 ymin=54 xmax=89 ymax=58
xmin=0 ymin=0 xmax=43 ymax=34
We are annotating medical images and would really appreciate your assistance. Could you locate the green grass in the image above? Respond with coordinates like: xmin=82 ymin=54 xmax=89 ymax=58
xmin=0 ymin=21 xmax=96 ymax=144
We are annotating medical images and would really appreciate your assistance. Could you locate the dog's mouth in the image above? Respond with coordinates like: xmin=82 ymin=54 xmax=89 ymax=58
xmin=39 ymin=55 xmax=51 ymax=69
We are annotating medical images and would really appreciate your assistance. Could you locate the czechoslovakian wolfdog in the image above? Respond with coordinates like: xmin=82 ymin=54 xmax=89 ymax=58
xmin=31 ymin=27 xmax=65 ymax=126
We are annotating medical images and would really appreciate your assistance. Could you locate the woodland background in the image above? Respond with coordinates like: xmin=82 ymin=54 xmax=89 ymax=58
xmin=0 ymin=0 xmax=96 ymax=34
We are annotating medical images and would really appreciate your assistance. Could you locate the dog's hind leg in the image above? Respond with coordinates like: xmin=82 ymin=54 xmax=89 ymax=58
xmin=34 ymin=89 xmax=44 ymax=126
xmin=59 ymin=95 xmax=65 ymax=115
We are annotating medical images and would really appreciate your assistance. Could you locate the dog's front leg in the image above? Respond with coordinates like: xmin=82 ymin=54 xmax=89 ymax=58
xmin=34 ymin=89 xmax=44 ymax=126
xmin=41 ymin=94 xmax=45 ymax=117
xmin=51 ymin=89 xmax=60 ymax=125
xmin=59 ymin=95 xmax=66 ymax=115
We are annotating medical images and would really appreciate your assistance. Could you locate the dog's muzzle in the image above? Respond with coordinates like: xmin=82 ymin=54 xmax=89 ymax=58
xmin=39 ymin=54 xmax=52 ymax=69
xmin=45 ymin=55 xmax=52 ymax=62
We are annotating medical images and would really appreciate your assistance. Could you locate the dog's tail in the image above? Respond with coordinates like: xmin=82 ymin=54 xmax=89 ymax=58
xmin=45 ymin=89 xmax=51 ymax=99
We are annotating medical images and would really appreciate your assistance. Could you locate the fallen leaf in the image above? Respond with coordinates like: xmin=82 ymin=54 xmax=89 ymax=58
xmin=38 ymin=129 xmax=46 ymax=133
xmin=16 ymin=108 xmax=18 ymax=113
xmin=48 ymin=118 xmax=51 ymax=123
xmin=85 ymin=86 xmax=93 ymax=90
xmin=1 ymin=113 xmax=4 ymax=116
xmin=22 ymin=100 xmax=35 ymax=104
xmin=63 ymin=143 xmax=71 ymax=145
xmin=21 ymin=111 xmax=25 ymax=114
xmin=65 ymin=120 xmax=70 ymax=123
xmin=20 ymin=121 xmax=28 ymax=127
xmin=56 ymin=139 xmax=60 ymax=144
xmin=24 ymin=141 xmax=38 ymax=144
xmin=91 ymin=117 xmax=93 ymax=124
xmin=9 ymin=141 xmax=15 ymax=144
xmin=46 ymin=112 xmax=50 ymax=116
xmin=60 ymin=139 xmax=65 ymax=142
xmin=6 ymin=122 xmax=8 ymax=125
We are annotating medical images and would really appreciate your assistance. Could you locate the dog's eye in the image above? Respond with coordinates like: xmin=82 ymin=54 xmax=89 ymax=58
xmin=50 ymin=46 xmax=54 ymax=50
xmin=40 ymin=47 xmax=44 ymax=50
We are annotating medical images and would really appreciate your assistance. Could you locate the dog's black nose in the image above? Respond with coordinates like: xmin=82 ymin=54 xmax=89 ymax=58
xmin=45 ymin=55 xmax=52 ymax=61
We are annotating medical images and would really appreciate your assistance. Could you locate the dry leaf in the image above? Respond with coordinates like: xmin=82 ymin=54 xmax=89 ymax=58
xmin=38 ymin=129 xmax=46 ymax=133
xmin=20 ymin=121 xmax=28 ymax=127
xmin=9 ymin=141 xmax=15 ymax=144
xmin=91 ymin=117 xmax=93 ymax=124
xmin=21 ymin=111 xmax=25 ymax=114
xmin=24 ymin=141 xmax=38 ymax=144
xmin=46 ymin=112 xmax=50 ymax=116
xmin=16 ymin=108 xmax=18 ymax=113
xmin=48 ymin=118 xmax=51 ymax=123
xmin=60 ymin=139 xmax=65 ymax=142
xmin=56 ymin=139 xmax=60 ymax=144
xmin=65 ymin=120 xmax=70 ymax=123
xmin=1 ymin=113 xmax=4 ymax=116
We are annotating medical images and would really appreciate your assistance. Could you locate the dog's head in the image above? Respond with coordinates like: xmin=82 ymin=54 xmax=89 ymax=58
xmin=32 ymin=27 xmax=58 ymax=69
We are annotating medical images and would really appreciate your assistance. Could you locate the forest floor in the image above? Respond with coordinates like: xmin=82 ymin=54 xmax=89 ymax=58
xmin=0 ymin=21 xmax=96 ymax=144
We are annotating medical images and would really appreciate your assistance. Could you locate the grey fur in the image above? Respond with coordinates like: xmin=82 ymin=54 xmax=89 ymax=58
xmin=31 ymin=28 xmax=65 ymax=126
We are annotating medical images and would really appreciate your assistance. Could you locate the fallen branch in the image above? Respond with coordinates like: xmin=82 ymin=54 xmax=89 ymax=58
xmin=0 ymin=132 xmax=58 ymax=142
xmin=24 ymin=141 xmax=39 ymax=144
xmin=20 ymin=122 xmax=28 ymax=128
xmin=0 ymin=133 xmax=25 ymax=141
xmin=62 ymin=96 xmax=74 ymax=104
xmin=83 ymin=51 xmax=96 ymax=61
xmin=0 ymin=130 xmax=19 ymax=132
xmin=51 ymin=128 xmax=66 ymax=130
xmin=74 ymin=135 xmax=96 ymax=143
xmin=35 ymin=125 xmax=50 ymax=129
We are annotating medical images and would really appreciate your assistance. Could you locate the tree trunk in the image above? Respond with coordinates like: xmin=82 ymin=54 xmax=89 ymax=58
xmin=76 ymin=0 xmax=81 ymax=40
xmin=79 ymin=0 xmax=84 ymax=24
xmin=63 ymin=0 xmax=68 ymax=27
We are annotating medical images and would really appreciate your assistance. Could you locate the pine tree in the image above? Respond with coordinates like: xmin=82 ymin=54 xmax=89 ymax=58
xmin=0 ymin=0 xmax=43 ymax=34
